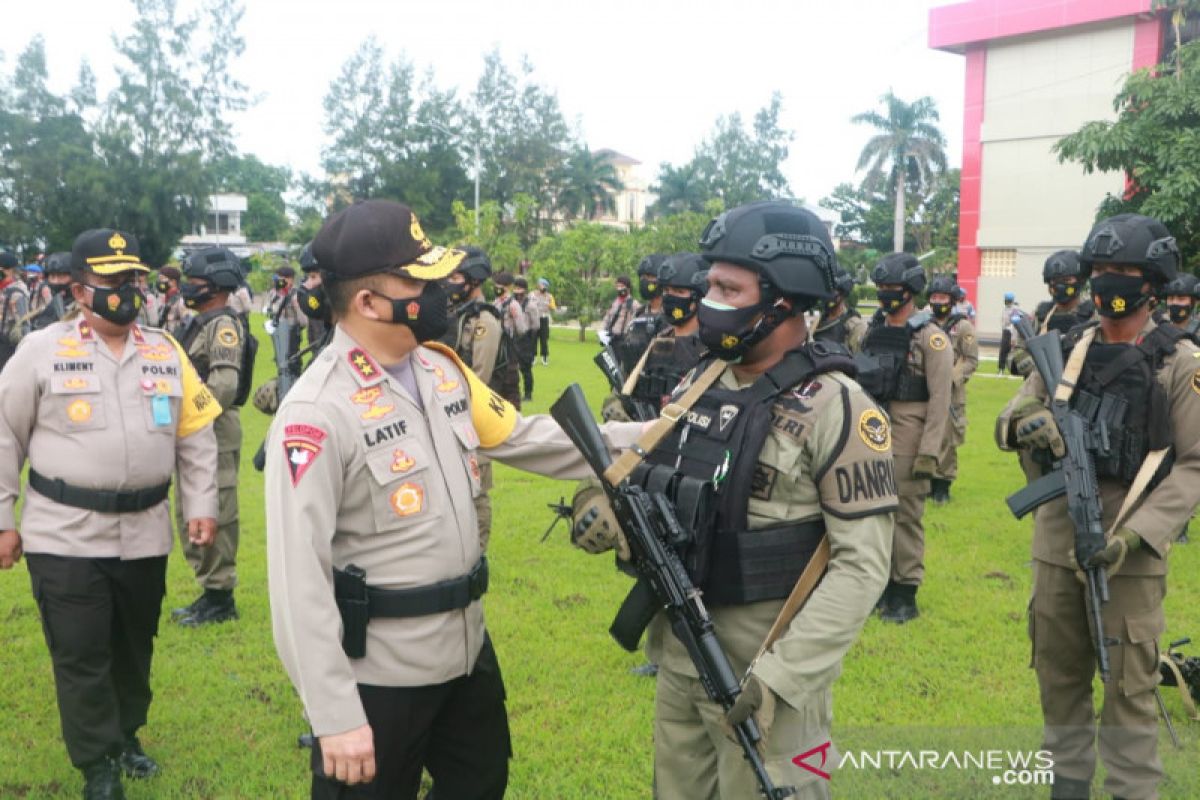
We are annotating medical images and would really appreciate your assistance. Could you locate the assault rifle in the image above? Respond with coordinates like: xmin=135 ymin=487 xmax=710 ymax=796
xmin=551 ymin=383 xmax=793 ymax=799
xmin=1004 ymin=317 xmax=1114 ymax=681
xmin=593 ymin=344 xmax=658 ymax=422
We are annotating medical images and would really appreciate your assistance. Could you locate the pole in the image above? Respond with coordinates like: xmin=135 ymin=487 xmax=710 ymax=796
xmin=473 ymin=141 xmax=481 ymax=237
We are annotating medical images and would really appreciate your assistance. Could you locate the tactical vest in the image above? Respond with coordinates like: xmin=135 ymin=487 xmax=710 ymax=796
xmin=630 ymin=333 xmax=705 ymax=410
xmin=633 ymin=343 xmax=856 ymax=606
xmin=937 ymin=312 xmax=965 ymax=335
xmin=445 ymin=302 xmax=522 ymax=406
xmin=854 ymin=311 xmax=933 ymax=404
xmin=178 ymin=307 xmax=256 ymax=407
xmin=1057 ymin=322 xmax=1182 ymax=486
xmin=619 ymin=311 xmax=665 ymax=375
xmin=813 ymin=308 xmax=861 ymax=347
xmin=1184 ymin=316 xmax=1200 ymax=344
xmin=28 ymin=295 xmax=66 ymax=332
xmin=1037 ymin=300 xmax=1094 ymax=335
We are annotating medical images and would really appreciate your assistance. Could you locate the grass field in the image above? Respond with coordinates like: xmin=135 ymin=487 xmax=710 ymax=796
xmin=1 ymin=322 xmax=1198 ymax=799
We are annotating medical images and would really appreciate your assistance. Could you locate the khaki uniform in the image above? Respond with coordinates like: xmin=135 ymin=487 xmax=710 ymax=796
xmin=228 ymin=285 xmax=253 ymax=317
xmin=176 ymin=309 xmax=244 ymax=590
xmin=265 ymin=326 xmax=641 ymax=738
xmin=2 ymin=279 xmax=30 ymax=346
xmin=996 ymin=317 xmax=1200 ymax=798
xmin=156 ymin=293 xmax=192 ymax=339
xmin=812 ymin=309 xmax=868 ymax=353
xmin=649 ymin=366 xmax=895 ymax=800
xmin=602 ymin=294 xmax=637 ymax=339
xmin=935 ymin=316 xmax=978 ymax=482
xmin=495 ymin=292 xmax=528 ymax=338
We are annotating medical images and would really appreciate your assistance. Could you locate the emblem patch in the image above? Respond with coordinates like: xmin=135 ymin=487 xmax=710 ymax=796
xmin=929 ymin=332 xmax=949 ymax=351
xmin=360 ymin=403 xmax=395 ymax=421
xmin=282 ymin=424 xmax=327 ymax=486
xmin=67 ymin=399 xmax=93 ymax=423
xmin=1192 ymin=368 xmax=1200 ymax=397
xmin=216 ymin=327 xmax=239 ymax=347
xmin=63 ymin=378 xmax=89 ymax=390
xmin=56 ymin=348 xmax=88 ymax=358
xmin=390 ymin=449 xmax=416 ymax=474
xmin=390 ymin=482 xmax=424 ymax=517
xmin=468 ymin=454 xmax=481 ymax=481
xmin=406 ymin=301 xmax=420 ymax=320
xmin=858 ymin=409 xmax=891 ymax=452
xmin=433 ymin=365 xmax=460 ymax=393
xmin=138 ymin=343 xmax=173 ymax=361
xmin=410 ymin=214 xmax=428 ymax=246
xmin=107 ymin=294 xmax=120 ymax=312
xmin=348 ymin=348 xmax=379 ymax=381
xmin=1112 ymin=296 xmax=1127 ymax=313
xmin=718 ymin=404 xmax=739 ymax=432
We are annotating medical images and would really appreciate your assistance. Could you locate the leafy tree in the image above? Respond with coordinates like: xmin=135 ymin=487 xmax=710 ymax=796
xmin=649 ymin=162 xmax=710 ymax=218
xmin=851 ymin=91 xmax=947 ymax=253
xmin=819 ymin=182 xmax=895 ymax=251
xmin=553 ymin=146 xmax=623 ymax=220
xmin=212 ymin=154 xmax=291 ymax=241
xmin=530 ymin=223 xmax=636 ymax=339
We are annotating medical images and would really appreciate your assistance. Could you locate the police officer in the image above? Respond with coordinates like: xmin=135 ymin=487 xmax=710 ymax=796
xmin=153 ymin=266 xmax=190 ymax=338
xmin=511 ymin=276 xmax=538 ymax=401
xmin=1163 ymin=272 xmax=1199 ymax=340
xmin=26 ymin=252 xmax=75 ymax=331
xmin=617 ymin=254 xmax=667 ymax=374
xmin=601 ymin=274 xmax=637 ymax=352
xmin=264 ymin=200 xmax=640 ymax=799
xmin=573 ymin=202 xmax=895 ymax=798
xmin=0 ymin=250 xmax=30 ymax=368
xmin=170 ymin=246 xmax=249 ymax=626
xmin=265 ymin=265 xmax=306 ymax=376
xmin=1011 ymin=251 xmax=1096 ymax=376
xmin=996 ymin=213 xmax=1200 ymax=800
xmin=297 ymin=242 xmax=332 ymax=353
xmin=531 ymin=277 xmax=556 ymax=365
xmin=859 ymin=253 xmax=953 ymax=622
xmin=926 ymin=275 xmax=978 ymax=504
xmin=443 ymin=245 xmax=521 ymax=550
xmin=812 ymin=269 xmax=867 ymax=352
xmin=0 ymin=228 xmax=220 ymax=799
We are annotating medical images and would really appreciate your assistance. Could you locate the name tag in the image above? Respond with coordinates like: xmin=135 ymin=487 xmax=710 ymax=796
xmin=152 ymin=394 xmax=173 ymax=427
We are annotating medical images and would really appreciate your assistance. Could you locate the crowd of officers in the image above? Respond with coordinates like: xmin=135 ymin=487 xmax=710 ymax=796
xmin=0 ymin=199 xmax=1197 ymax=800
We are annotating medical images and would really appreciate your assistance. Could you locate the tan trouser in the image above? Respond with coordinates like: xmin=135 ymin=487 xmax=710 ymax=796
xmin=890 ymin=455 xmax=927 ymax=585
xmin=935 ymin=404 xmax=967 ymax=481
xmin=653 ymin=666 xmax=834 ymax=800
xmin=177 ymin=450 xmax=239 ymax=590
xmin=474 ymin=462 xmax=493 ymax=552
xmin=1030 ymin=561 xmax=1165 ymax=799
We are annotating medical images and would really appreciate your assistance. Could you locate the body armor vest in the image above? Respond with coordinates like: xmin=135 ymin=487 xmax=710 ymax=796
xmin=937 ymin=312 xmax=965 ymax=335
xmin=178 ymin=307 xmax=256 ymax=407
xmin=1184 ymin=316 xmax=1200 ymax=344
xmin=443 ymin=301 xmax=522 ymax=406
xmin=619 ymin=311 xmax=665 ymax=374
xmin=854 ymin=311 xmax=933 ymax=404
xmin=813 ymin=309 xmax=860 ymax=347
xmin=1037 ymin=299 xmax=1095 ymax=335
xmin=630 ymin=332 xmax=705 ymax=410
xmin=634 ymin=343 xmax=855 ymax=606
xmin=28 ymin=295 xmax=66 ymax=332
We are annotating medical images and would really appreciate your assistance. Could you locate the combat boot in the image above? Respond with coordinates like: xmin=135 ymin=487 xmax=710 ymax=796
xmin=874 ymin=580 xmax=898 ymax=614
xmin=177 ymin=589 xmax=238 ymax=626
xmin=81 ymin=756 xmax=125 ymax=800
xmin=170 ymin=593 xmax=205 ymax=620
xmin=929 ymin=478 xmax=951 ymax=505
xmin=881 ymin=584 xmax=920 ymax=624
xmin=118 ymin=735 xmax=159 ymax=779
xmin=1049 ymin=775 xmax=1090 ymax=799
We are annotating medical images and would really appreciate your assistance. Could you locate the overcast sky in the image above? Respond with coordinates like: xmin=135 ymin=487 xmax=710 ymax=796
xmin=5 ymin=0 xmax=969 ymax=205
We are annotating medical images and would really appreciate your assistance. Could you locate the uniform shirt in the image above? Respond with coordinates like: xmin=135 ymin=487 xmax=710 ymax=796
xmin=1 ymin=280 xmax=30 ymax=344
xmin=494 ymin=293 xmax=528 ymax=337
xmin=954 ymin=298 xmax=977 ymax=324
xmin=888 ymin=323 xmax=955 ymax=458
xmin=530 ymin=289 xmax=556 ymax=318
xmin=157 ymin=293 xmax=193 ymax=339
xmin=0 ymin=318 xmax=220 ymax=558
xmin=180 ymin=308 xmax=244 ymax=457
xmin=644 ymin=366 xmax=895 ymax=710
xmin=516 ymin=294 xmax=540 ymax=332
xmin=450 ymin=302 xmax=502 ymax=386
xmin=228 ymin=286 xmax=253 ymax=317
xmin=941 ymin=316 xmax=979 ymax=408
xmin=266 ymin=289 xmax=307 ymax=328
xmin=603 ymin=295 xmax=636 ymax=337
xmin=996 ymin=317 xmax=1200 ymax=575
xmin=265 ymin=326 xmax=641 ymax=737
xmin=812 ymin=309 xmax=869 ymax=353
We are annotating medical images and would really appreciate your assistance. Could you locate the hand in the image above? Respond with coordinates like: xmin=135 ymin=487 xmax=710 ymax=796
xmin=0 ymin=530 xmax=22 ymax=569
xmin=912 ymin=454 xmax=938 ymax=480
xmin=721 ymin=675 xmax=777 ymax=754
xmin=252 ymin=378 xmax=279 ymax=415
xmin=187 ymin=518 xmax=218 ymax=547
xmin=597 ymin=330 xmax=611 ymax=346
xmin=319 ymin=723 xmax=376 ymax=785
xmin=600 ymin=393 xmax=631 ymax=423
xmin=1013 ymin=409 xmax=1065 ymax=459
xmin=570 ymin=480 xmax=628 ymax=560
xmin=1011 ymin=350 xmax=1035 ymax=377
xmin=1071 ymin=527 xmax=1141 ymax=576
xmin=263 ymin=319 xmax=277 ymax=335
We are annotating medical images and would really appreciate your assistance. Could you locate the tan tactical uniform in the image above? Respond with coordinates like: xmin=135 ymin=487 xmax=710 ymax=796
xmin=2 ymin=280 xmax=30 ymax=345
xmin=448 ymin=303 xmax=503 ymax=550
xmin=265 ymin=326 xmax=641 ymax=738
xmin=176 ymin=309 xmax=244 ymax=589
xmin=996 ymin=317 xmax=1200 ymax=799
xmin=494 ymin=292 xmax=528 ymax=338
xmin=649 ymin=367 xmax=896 ymax=800
xmin=935 ymin=316 xmax=978 ymax=482
xmin=0 ymin=318 xmax=220 ymax=555
xmin=886 ymin=323 xmax=953 ymax=585
xmin=812 ymin=309 xmax=868 ymax=353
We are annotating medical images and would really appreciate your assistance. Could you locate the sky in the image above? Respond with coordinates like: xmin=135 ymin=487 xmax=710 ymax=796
xmin=4 ymin=0 xmax=968 ymax=206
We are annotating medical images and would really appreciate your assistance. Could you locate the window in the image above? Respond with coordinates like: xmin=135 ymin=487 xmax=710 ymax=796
xmin=980 ymin=249 xmax=1017 ymax=278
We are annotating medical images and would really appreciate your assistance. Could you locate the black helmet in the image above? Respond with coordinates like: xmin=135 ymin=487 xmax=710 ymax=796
xmin=182 ymin=247 xmax=243 ymax=290
xmin=1043 ymin=250 xmax=1087 ymax=283
xmin=45 ymin=251 xmax=73 ymax=275
xmin=927 ymin=274 xmax=956 ymax=296
xmin=0 ymin=251 xmax=17 ymax=270
xmin=637 ymin=254 xmax=666 ymax=277
xmin=831 ymin=269 xmax=855 ymax=297
xmin=699 ymin=201 xmax=836 ymax=304
xmin=1164 ymin=273 xmax=1197 ymax=297
xmin=657 ymin=252 xmax=708 ymax=292
xmin=871 ymin=252 xmax=927 ymax=294
xmin=299 ymin=241 xmax=319 ymax=272
xmin=1079 ymin=213 xmax=1178 ymax=284
xmin=455 ymin=245 xmax=492 ymax=283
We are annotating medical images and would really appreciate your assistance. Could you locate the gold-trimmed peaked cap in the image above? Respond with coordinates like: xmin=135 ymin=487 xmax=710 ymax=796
xmin=71 ymin=228 xmax=150 ymax=275
xmin=313 ymin=199 xmax=464 ymax=281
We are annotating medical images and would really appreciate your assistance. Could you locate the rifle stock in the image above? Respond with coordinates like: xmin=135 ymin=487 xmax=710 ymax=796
xmin=593 ymin=346 xmax=657 ymax=421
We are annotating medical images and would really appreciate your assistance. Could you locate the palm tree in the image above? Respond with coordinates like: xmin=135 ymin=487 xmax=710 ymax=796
xmin=649 ymin=161 xmax=709 ymax=218
xmin=554 ymin=146 xmax=624 ymax=221
xmin=852 ymin=92 xmax=947 ymax=252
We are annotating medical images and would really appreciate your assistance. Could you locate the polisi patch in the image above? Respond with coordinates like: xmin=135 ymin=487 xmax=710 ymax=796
xmin=390 ymin=482 xmax=424 ymax=517
xmin=858 ymin=409 xmax=891 ymax=452
xmin=685 ymin=409 xmax=713 ymax=430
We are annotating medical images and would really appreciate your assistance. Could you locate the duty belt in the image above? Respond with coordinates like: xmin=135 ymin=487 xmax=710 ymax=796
xmin=341 ymin=557 xmax=490 ymax=620
xmin=28 ymin=469 xmax=171 ymax=513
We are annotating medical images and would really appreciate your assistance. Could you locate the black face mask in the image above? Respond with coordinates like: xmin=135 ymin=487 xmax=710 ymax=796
xmin=374 ymin=280 xmax=449 ymax=343
xmin=88 ymin=283 xmax=144 ymax=326
xmin=639 ymin=276 xmax=660 ymax=301
xmin=878 ymin=289 xmax=909 ymax=312
xmin=179 ymin=282 xmax=215 ymax=310
xmin=662 ymin=293 xmax=698 ymax=325
xmin=51 ymin=281 xmax=73 ymax=298
xmin=1091 ymin=272 xmax=1149 ymax=319
xmin=297 ymin=285 xmax=331 ymax=323
xmin=1168 ymin=303 xmax=1193 ymax=324
xmin=930 ymin=302 xmax=952 ymax=318
xmin=697 ymin=297 xmax=783 ymax=362
xmin=445 ymin=280 xmax=471 ymax=306
xmin=1050 ymin=282 xmax=1079 ymax=306
xmin=156 ymin=281 xmax=171 ymax=294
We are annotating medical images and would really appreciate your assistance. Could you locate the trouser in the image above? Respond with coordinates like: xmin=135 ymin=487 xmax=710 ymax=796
xmin=998 ymin=329 xmax=1013 ymax=372
xmin=517 ymin=333 xmax=535 ymax=397
xmin=311 ymin=636 xmax=511 ymax=800
xmin=653 ymin=666 xmax=834 ymax=799
xmin=177 ymin=450 xmax=240 ymax=590
xmin=890 ymin=455 xmax=928 ymax=585
xmin=935 ymin=404 xmax=967 ymax=482
xmin=537 ymin=318 xmax=550 ymax=359
xmin=474 ymin=462 xmax=493 ymax=552
xmin=26 ymin=553 xmax=167 ymax=767
xmin=1030 ymin=562 xmax=1165 ymax=800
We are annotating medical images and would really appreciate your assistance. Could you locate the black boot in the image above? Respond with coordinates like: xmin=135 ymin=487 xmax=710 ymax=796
xmin=881 ymin=584 xmax=920 ymax=624
xmin=1049 ymin=775 xmax=1090 ymax=800
xmin=170 ymin=593 xmax=205 ymax=620
xmin=1179 ymin=520 xmax=1190 ymax=544
xmin=118 ymin=735 xmax=159 ymax=779
xmin=929 ymin=478 xmax=951 ymax=505
xmin=82 ymin=757 xmax=126 ymax=800
xmin=177 ymin=589 xmax=238 ymax=626
xmin=875 ymin=580 xmax=898 ymax=614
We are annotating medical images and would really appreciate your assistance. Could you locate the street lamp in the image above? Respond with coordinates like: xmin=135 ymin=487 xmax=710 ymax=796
xmin=421 ymin=122 xmax=481 ymax=237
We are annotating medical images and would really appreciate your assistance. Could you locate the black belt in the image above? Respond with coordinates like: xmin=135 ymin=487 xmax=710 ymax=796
xmin=28 ymin=469 xmax=171 ymax=514
xmin=364 ymin=557 xmax=489 ymax=619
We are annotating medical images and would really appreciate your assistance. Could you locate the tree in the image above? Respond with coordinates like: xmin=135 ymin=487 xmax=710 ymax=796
xmin=819 ymin=182 xmax=895 ymax=251
xmin=553 ymin=146 xmax=623 ymax=220
xmin=649 ymin=161 xmax=710 ymax=218
xmin=530 ymin=223 xmax=636 ymax=339
xmin=851 ymin=91 xmax=947 ymax=253
xmin=1055 ymin=39 xmax=1200 ymax=259
xmin=212 ymin=154 xmax=291 ymax=241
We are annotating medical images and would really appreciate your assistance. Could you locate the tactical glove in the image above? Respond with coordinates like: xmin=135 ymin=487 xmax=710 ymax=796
xmin=912 ymin=454 xmax=938 ymax=480
xmin=600 ymin=393 xmax=632 ymax=423
xmin=1013 ymin=409 xmax=1065 ymax=459
xmin=721 ymin=675 xmax=777 ymax=754
xmin=1011 ymin=350 xmax=1035 ymax=377
xmin=1070 ymin=527 xmax=1141 ymax=579
xmin=253 ymin=378 xmax=279 ymax=415
xmin=570 ymin=479 xmax=628 ymax=560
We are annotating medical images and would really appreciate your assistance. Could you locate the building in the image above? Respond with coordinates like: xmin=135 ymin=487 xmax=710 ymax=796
xmin=593 ymin=149 xmax=649 ymax=229
xmin=929 ymin=0 xmax=1164 ymax=336
xmin=180 ymin=193 xmax=249 ymax=249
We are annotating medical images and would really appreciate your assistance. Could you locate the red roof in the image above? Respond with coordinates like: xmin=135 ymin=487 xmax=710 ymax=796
xmin=929 ymin=0 xmax=1154 ymax=52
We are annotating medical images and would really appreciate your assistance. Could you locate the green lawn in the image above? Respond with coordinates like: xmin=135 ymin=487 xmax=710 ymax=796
xmin=1 ymin=325 xmax=1197 ymax=798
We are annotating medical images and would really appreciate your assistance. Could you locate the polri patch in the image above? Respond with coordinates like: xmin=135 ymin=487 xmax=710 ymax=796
xmin=216 ymin=327 xmax=239 ymax=348
xmin=858 ymin=409 xmax=891 ymax=452
xmin=67 ymin=399 xmax=93 ymax=423
xmin=390 ymin=482 xmax=424 ymax=517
